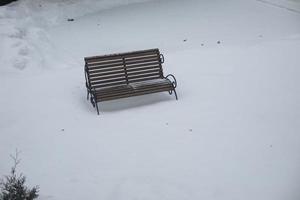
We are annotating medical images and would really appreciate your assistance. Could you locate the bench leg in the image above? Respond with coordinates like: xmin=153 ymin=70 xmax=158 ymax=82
xmin=87 ymin=90 xmax=90 ymax=100
xmin=95 ymin=102 xmax=100 ymax=115
xmin=173 ymin=89 xmax=178 ymax=100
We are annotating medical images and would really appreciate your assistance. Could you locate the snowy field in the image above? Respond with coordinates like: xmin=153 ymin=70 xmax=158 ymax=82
xmin=0 ymin=0 xmax=300 ymax=199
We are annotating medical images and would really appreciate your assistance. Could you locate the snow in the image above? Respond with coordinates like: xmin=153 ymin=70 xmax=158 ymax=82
xmin=1 ymin=0 xmax=300 ymax=200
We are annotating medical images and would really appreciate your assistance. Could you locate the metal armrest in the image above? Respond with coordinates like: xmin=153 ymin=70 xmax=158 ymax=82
xmin=165 ymin=74 xmax=177 ymax=88
xmin=160 ymin=54 xmax=164 ymax=64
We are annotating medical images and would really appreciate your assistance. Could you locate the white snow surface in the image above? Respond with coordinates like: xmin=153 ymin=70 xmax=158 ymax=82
xmin=1 ymin=0 xmax=300 ymax=200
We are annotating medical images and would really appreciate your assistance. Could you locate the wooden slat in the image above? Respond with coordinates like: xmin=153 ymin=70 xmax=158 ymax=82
xmin=89 ymin=69 xmax=125 ymax=78
xmin=125 ymin=54 xmax=158 ymax=61
xmin=126 ymin=62 xmax=160 ymax=69
xmin=96 ymin=86 xmax=133 ymax=95
xmin=87 ymin=61 xmax=124 ymax=69
xmin=91 ymin=77 xmax=127 ymax=85
xmin=93 ymin=81 xmax=127 ymax=89
xmin=127 ymin=72 xmax=160 ymax=80
xmin=124 ymin=55 xmax=159 ymax=63
xmin=85 ymin=49 xmax=159 ymax=62
xmin=128 ymin=76 xmax=161 ymax=83
xmin=126 ymin=66 xmax=161 ymax=73
xmin=131 ymin=81 xmax=171 ymax=88
xmin=90 ymin=73 xmax=127 ymax=82
xmin=127 ymin=69 xmax=161 ymax=77
xmin=88 ymin=66 xmax=125 ymax=74
xmin=125 ymin=59 xmax=159 ymax=66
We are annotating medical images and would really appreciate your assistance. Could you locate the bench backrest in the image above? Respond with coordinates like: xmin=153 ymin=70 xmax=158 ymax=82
xmin=85 ymin=49 xmax=164 ymax=89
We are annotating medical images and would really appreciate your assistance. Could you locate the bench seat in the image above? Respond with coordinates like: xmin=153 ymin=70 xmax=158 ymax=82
xmin=95 ymin=78 xmax=173 ymax=101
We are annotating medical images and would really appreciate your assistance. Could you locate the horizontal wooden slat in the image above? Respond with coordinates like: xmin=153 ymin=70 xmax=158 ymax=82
xmin=96 ymin=86 xmax=133 ymax=95
xmin=125 ymin=55 xmax=159 ymax=63
xmin=85 ymin=49 xmax=159 ymax=62
xmin=127 ymin=72 xmax=160 ymax=78
xmin=93 ymin=81 xmax=127 ymax=89
xmin=125 ymin=59 xmax=159 ymax=66
xmin=131 ymin=81 xmax=171 ymax=88
xmin=91 ymin=77 xmax=127 ymax=85
xmin=88 ymin=66 xmax=125 ymax=75
xmin=89 ymin=69 xmax=125 ymax=79
xmin=128 ymin=76 xmax=161 ymax=83
xmin=127 ymin=69 xmax=161 ymax=77
xmin=90 ymin=73 xmax=127 ymax=82
xmin=124 ymin=54 xmax=158 ymax=61
xmin=126 ymin=66 xmax=161 ymax=73
xmin=126 ymin=62 xmax=160 ymax=69
xmin=87 ymin=61 xmax=124 ymax=69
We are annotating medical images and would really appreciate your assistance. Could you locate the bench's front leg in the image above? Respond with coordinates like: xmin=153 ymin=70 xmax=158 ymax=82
xmin=90 ymin=87 xmax=100 ymax=115
xmin=86 ymin=82 xmax=91 ymax=100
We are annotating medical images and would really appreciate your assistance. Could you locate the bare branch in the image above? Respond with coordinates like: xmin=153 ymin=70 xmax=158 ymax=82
xmin=9 ymin=149 xmax=21 ymax=175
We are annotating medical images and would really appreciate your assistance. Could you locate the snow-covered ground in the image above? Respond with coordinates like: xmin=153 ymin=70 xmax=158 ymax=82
xmin=1 ymin=0 xmax=300 ymax=199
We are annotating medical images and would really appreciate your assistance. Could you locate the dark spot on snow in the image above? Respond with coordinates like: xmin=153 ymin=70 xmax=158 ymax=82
xmin=189 ymin=129 xmax=193 ymax=132
xmin=67 ymin=18 xmax=74 ymax=22
xmin=61 ymin=129 xmax=64 ymax=132
xmin=183 ymin=39 xmax=187 ymax=42
xmin=259 ymin=35 xmax=263 ymax=38
xmin=97 ymin=24 xmax=100 ymax=26
xmin=217 ymin=41 xmax=221 ymax=44
xmin=166 ymin=122 xmax=169 ymax=125
xmin=270 ymin=145 xmax=272 ymax=148
xmin=201 ymin=43 xmax=204 ymax=46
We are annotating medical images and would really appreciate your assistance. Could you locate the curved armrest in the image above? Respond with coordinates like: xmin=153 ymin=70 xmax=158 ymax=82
xmin=160 ymin=54 xmax=165 ymax=63
xmin=165 ymin=74 xmax=177 ymax=88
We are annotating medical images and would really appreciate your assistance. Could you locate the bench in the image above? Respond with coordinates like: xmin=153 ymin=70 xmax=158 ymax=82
xmin=84 ymin=48 xmax=177 ymax=115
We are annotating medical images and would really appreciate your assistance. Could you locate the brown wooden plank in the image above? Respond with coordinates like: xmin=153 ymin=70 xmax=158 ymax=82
xmin=85 ymin=49 xmax=159 ymax=62
xmin=91 ymin=77 xmax=127 ymax=85
xmin=125 ymin=62 xmax=160 ymax=69
xmin=125 ymin=59 xmax=159 ymax=66
xmin=126 ymin=66 xmax=161 ymax=73
xmin=90 ymin=73 xmax=127 ymax=82
xmin=88 ymin=66 xmax=125 ymax=74
xmin=93 ymin=81 xmax=127 ymax=89
xmin=89 ymin=69 xmax=125 ymax=78
xmin=127 ymin=69 xmax=161 ymax=77
xmin=96 ymin=86 xmax=133 ymax=95
xmin=128 ymin=76 xmax=161 ymax=83
xmin=87 ymin=61 xmax=124 ymax=69
xmin=125 ymin=55 xmax=159 ymax=63
xmin=127 ymin=72 xmax=160 ymax=79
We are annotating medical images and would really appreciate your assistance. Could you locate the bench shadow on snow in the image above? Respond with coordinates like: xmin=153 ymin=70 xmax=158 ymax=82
xmin=94 ymin=92 xmax=175 ymax=113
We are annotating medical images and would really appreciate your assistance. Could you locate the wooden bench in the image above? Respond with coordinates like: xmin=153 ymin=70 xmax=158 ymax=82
xmin=84 ymin=48 xmax=177 ymax=114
